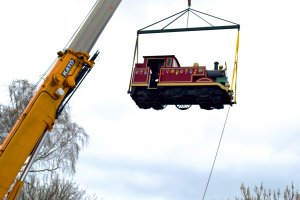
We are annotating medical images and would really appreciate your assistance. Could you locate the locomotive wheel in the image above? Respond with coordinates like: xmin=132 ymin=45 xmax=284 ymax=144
xmin=214 ymin=104 xmax=224 ymax=109
xmin=138 ymin=103 xmax=151 ymax=109
xmin=199 ymin=104 xmax=213 ymax=110
xmin=152 ymin=104 xmax=167 ymax=110
xmin=175 ymin=104 xmax=192 ymax=110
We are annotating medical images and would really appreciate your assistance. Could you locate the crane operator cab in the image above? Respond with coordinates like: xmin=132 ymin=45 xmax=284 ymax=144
xmin=128 ymin=55 xmax=234 ymax=110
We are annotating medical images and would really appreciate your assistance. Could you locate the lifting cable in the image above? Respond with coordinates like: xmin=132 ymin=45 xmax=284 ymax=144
xmin=186 ymin=0 xmax=191 ymax=28
xmin=136 ymin=6 xmax=240 ymax=34
xmin=201 ymin=106 xmax=231 ymax=200
xmin=231 ymin=31 xmax=240 ymax=103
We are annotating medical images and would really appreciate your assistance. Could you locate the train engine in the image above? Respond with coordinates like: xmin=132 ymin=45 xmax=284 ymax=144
xmin=128 ymin=55 xmax=234 ymax=110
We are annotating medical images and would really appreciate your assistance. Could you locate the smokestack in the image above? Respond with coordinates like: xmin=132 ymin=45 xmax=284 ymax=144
xmin=214 ymin=61 xmax=219 ymax=70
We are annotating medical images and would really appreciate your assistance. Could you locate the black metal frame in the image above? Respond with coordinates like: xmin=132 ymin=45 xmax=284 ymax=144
xmin=137 ymin=8 xmax=240 ymax=35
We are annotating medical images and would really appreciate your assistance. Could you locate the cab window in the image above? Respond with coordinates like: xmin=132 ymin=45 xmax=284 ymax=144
xmin=166 ymin=58 xmax=172 ymax=67
xmin=172 ymin=59 xmax=179 ymax=68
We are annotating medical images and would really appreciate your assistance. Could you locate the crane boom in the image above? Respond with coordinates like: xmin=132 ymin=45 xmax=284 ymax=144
xmin=67 ymin=0 xmax=122 ymax=53
xmin=0 ymin=0 xmax=121 ymax=199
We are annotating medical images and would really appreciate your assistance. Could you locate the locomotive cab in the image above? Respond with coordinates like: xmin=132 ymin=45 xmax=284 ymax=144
xmin=147 ymin=58 xmax=164 ymax=88
xmin=147 ymin=56 xmax=180 ymax=88
xmin=129 ymin=55 xmax=234 ymax=110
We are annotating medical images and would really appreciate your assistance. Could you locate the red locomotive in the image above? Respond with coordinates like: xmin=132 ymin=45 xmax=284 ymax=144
xmin=128 ymin=55 xmax=234 ymax=110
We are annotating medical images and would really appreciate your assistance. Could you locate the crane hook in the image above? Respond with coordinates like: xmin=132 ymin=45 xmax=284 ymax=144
xmin=187 ymin=0 xmax=191 ymax=7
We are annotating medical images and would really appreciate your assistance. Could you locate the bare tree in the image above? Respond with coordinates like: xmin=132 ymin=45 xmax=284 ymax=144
xmin=237 ymin=182 xmax=300 ymax=200
xmin=0 ymin=79 xmax=88 ymax=175
xmin=0 ymin=79 xmax=34 ymax=139
xmin=0 ymin=79 xmax=92 ymax=199
xmin=32 ymin=105 xmax=89 ymax=175
xmin=19 ymin=174 xmax=97 ymax=200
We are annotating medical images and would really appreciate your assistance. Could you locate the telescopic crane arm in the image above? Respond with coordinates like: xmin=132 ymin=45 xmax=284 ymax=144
xmin=0 ymin=0 xmax=121 ymax=199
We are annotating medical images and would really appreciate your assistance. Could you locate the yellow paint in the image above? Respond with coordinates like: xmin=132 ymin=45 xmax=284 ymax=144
xmin=0 ymin=49 xmax=94 ymax=198
xmin=230 ymin=31 xmax=240 ymax=103
xmin=157 ymin=82 xmax=230 ymax=91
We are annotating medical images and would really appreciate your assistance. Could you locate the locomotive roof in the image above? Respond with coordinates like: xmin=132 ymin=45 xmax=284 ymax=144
xmin=143 ymin=55 xmax=180 ymax=66
xmin=143 ymin=55 xmax=176 ymax=58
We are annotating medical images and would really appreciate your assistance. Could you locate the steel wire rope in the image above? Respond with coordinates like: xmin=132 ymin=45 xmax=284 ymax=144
xmin=186 ymin=8 xmax=190 ymax=28
xmin=189 ymin=9 xmax=214 ymax=26
xmin=138 ymin=9 xmax=188 ymax=32
xmin=201 ymin=106 xmax=231 ymax=200
xmin=162 ymin=9 xmax=189 ymax=30
xmin=190 ymin=8 xmax=239 ymax=26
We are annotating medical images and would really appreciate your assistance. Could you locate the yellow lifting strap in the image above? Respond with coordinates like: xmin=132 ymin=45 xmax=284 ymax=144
xmin=230 ymin=30 xmax=240 ymax=103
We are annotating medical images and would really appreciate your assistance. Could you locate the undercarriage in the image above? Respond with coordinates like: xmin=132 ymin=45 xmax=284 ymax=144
xmin=130 ymin=86 xmax=233 ymax=110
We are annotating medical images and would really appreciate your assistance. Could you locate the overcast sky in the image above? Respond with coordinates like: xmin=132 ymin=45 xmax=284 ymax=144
xmin=1 ymin=0 xmax=300 ymax=199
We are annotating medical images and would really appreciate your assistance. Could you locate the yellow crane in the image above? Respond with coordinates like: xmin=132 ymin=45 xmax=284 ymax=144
xmin=0 ymin=0 xmax=122 ymax=199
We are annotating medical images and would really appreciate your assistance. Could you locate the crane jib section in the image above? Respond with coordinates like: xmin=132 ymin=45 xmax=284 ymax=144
xmin=67 ymin=0 xmax=122 ymax=53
